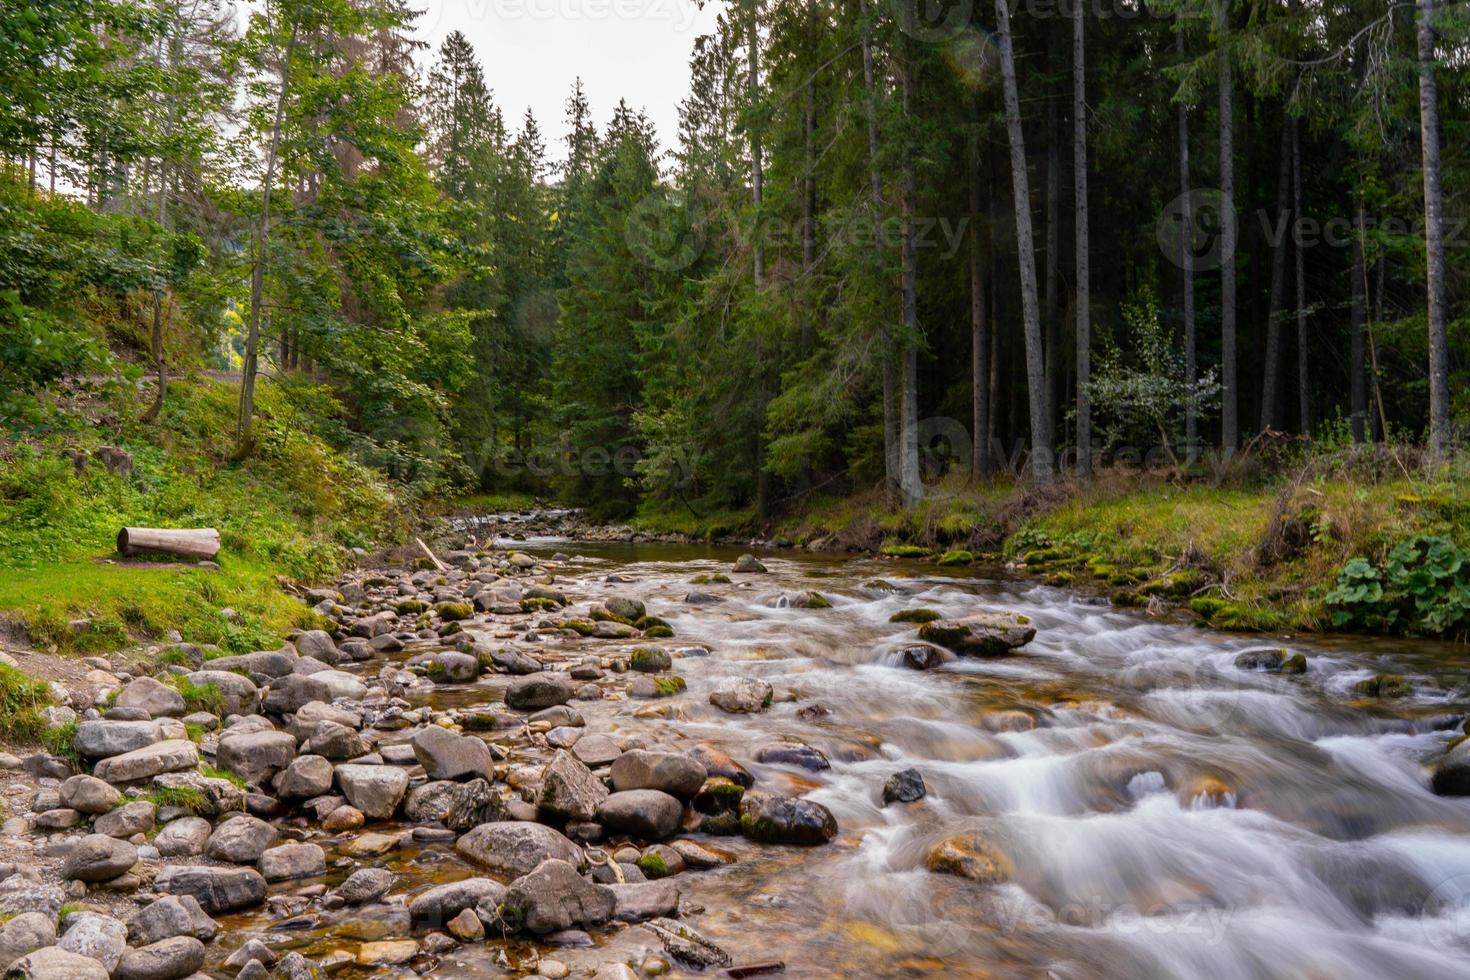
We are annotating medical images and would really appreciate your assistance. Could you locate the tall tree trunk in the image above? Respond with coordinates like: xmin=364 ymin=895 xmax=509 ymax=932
xmin=1178 ymin=25 xmax=1198 ymax=464
xmin=1350 ymin=202 xmax=1369 ymax=444
xmin=237 ymin=26 xmax=298 ymax=457
xmin=1073 ymin=0 xmax=1091 ymax=479
xmin=894 ymin=15 xmax=923 ymax=508
xmin=801 ymin=59 xmax=815 ymax=353
xmin=1417 ymin=0 xmax=1450 ymax=458
xmin=1043 ymin=83 xmax=1060 ymax=443
xmin=861 ymin=8 xmax=898 ymax=502
xmin=1292 ymin=117 xmax=1309 ymax=434
xmin=747 ymin=3 xmax=765 ymax=289
xmin=970 ymin=132 xmax=989 ymax=477
xmin=1259 ymin=115 xmax=1292 ymax=432
xmin=1217 ymin=1 xmax=1238 ymax=453
xmin=994 ymin=0 xmax=1053 ymax=482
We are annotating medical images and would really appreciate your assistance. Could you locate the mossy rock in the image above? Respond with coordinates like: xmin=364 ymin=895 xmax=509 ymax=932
xmin=880 ymin=544 xmax=930 ymax=558
xmin=1189 ymin=596 xmax=1227 ymax=619
xmin=1107 ymin=569 xmax=1147 ymax=586
xmin=1140 ymin=569 xmax=1207 ymax=599
xmin=410 ymin=558 xmax=435 ymax=571
xmin=363 ymin=576 xmax=393 ymax=588
xmin=424 ymin=660 xmax=446 ymax=677
xmin=629 ymin=648 xmax=673 ymax=673
xmin=633 ymin=615 xmax=671 ymax=631
xmin=590 ymin=607 xmax=633 ymax=625
xmin=937 ymin=550 xmax=974 ymax=567
xmin=1110 ymin=590 xmax=1145 ymax=607
xmin=1046 ymin=571 xmax=1076 ymax=586
xmin=1280 ymin=653 xmax=1308 ymax=675
xmin=1020 ymin=547 xmax=1067 ymax=565
xmin=889 ymin=608 xmax=941 ymax=624
xmin=699 ymin=811 xmax=743 ymax=836
xmin=653 ymin=676 xmax=687 ymax=697
xmin=642 ymin=625 xmax=675 ymax=639
xmin=690 ymin=574 xmax=711 ymax=585
xmin=435 ymin=601 xmax=474 ymax=621
xmin=561 ymin=619 xmax=597 ymax=636
xmin=395 ymin=600 xmax=428 ymax=615
xmin=1354 ymin=673 xmax=1413 ymax=698
xmin=635 ymin=852 xmax=670 ymax=879
xmin=461 ymin=712 xmax=498 ymax=731
xmin=710 ymin=573 xmax=732 ymax=584
xmin=439 ymin=621 xmax=463 ymax=637
xmin=520 ymin=597 xmax=560 ymax=613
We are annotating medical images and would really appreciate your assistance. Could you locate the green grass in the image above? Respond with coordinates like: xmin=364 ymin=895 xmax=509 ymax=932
xmin=140 ymin=784 xmax=207 ymax=813
xmin=41 ymin=719 xmax=80 ymax=765
xmin=0 ymin=663 xmax=55 ymax=744
xmin=170 ymin=678 xmax=224 ymax=715
xmin=199 ymin=763 xmax=247 ymax=789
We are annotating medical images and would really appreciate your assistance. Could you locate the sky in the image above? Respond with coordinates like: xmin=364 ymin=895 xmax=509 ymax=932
xmin=415 ymin=0 xmax=725 ymax=164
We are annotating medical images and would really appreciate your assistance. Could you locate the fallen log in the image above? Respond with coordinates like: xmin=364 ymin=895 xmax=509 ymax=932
xmin=116 ymin=527 xmax=220 ymax=560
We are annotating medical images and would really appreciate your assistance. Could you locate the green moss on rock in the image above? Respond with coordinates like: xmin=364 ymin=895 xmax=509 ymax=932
xmin=889 ymin=608 xmax=941 ymax=624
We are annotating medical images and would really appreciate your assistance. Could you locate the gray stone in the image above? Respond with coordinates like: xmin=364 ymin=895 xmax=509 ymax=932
xmin=0 ymin=880 xmax=63 ymax=920
xmin=430 ymin=652 xmax=480 ymax=684
xmin=506 ymin=674 xmax=574 ymax=711
xmin=732 ymin=554 xmax=767 ymax=573
xmin=708 ymin=677 xmax=772 ymax=714
xmin=407 ymin=878 xmax=506 ymax=929
xmin=258 ymin=842 xmax=326 ymax=882
xmin=73 ymin=720 xmax=161 ymax=759
xmin=597 ymin=790 xmax=682 ymax=840
xmin=273 ymin=755 xmax=334 ymax=798
xmin=116 ymin=677 xmax=186 ymax=718
xmin=62 ymin=834 xmax=137 ymax=883
xmin=536 ymin=750 xmax=608 ymax=821
xmin=334 ymin=764 xmax=409 ymax=819
xmin=286 ymin=701 xmax=361 ymax=742
xmin=0 ymin=912 xmax=56 ymax=972
xmin=609 ymin=750 xmax=706 ymax=800
xmin=917 ymin=613 xmax=1036 ymax=655
xmin=58 ymin=775 xmax=121 ymax=814
xmin=260 ymin=675 xmax=333 ymax=715
xmin=572 ymin=734 xmax=622 ymax=768
xmin=403 ymin=780 xmax=458 ymax=823
xmin=153 ymin=817 xmax=212 ymax=857
xmin=92 ymin=740 xmax=197 ymax=784
xmin=489 ymin=648 xmax=540 ymax=675
xmin=206 ymin=815 xmax=278 ymax=863
xmin=411 ymin=726 xmax=494 ymax=781
xmin=206 ymin=649 xmax=296 ymax=678
xmin=292 ymin=630 xmax=340 ymax=664
xmin=501 ymin=859 xmax=614 ymax=934
xmin=114 ymin=936 xmax=205 ymax=980
xmin=608 ymin=880 xmax=680 ymax=922
xmin=333 ymin=868 xmax=395 ymax=905
xmin=304 ymin=721 xmax=368 ymax=760
xmin=151 ymin=771 xmax=245 ymax=817
xmin=94 ymin=801 xmax=156 ymax=838
xmin=881 ymin=768 xmax=926 ymax=805
xmin=126 ymin=895 xmax=219 ymax=945
xmin=182 ymin=671 xmax=259 ymax=715
xmin=216 ymin=730 xmax=296 ymax=787
xmin=57 ymin=912 xmax=126 ymax=973
xmin=154 ymin=866 xmax=266 ymax=914
xmin=737 ymin=790 xmax=838 ymax=845
xmin=455 ymin=821 xmax=582 ymax=878
xmin=7 ymin=947 xmax=109 ymax=979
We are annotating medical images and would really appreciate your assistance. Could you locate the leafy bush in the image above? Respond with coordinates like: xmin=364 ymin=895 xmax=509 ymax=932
xmin=1326 ymin=535 xmax=1470 ymax=637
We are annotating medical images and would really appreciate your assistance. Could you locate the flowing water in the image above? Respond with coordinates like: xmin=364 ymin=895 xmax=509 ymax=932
xmin=224 ymin=533 xmax=1470 ymax=979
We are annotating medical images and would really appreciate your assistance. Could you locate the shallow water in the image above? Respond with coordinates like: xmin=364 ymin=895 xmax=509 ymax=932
xmin=223 ymin=535 xmax=1470 ymax=979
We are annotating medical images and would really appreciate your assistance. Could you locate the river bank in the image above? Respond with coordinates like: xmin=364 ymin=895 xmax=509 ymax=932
xmin=2 ymin=524 xmax=1470 ymax=978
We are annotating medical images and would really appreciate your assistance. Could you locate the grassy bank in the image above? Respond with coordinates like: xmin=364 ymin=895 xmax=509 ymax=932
xmin=631 ymin=452 xmax=1470 ymax=635
xmin=0 ymin=375 xmax=408 ymax=654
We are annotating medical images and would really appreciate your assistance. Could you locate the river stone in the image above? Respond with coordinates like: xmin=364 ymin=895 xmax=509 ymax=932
xmin=411 ymin=725 xmax=494 ymax=781
xmin=924 ymin=832 xmax=1010 ymax=883
xmin=313 ymin=669 xmax=368 ymax=701
xmin=114 ymin=936 xmax=205 ymax=980
xmin=182 ymin=671 xmax=259 ymax=715
xmin=755 ymin=740 xmax=830 ymax=772
xmin=882 ymin=768 xmax=926 ymax=805
xmin=274 ymin=755 xmax=334 ymax=798
xmin=94 ymin=800 xmax=156 ymax=838
xmin=58 ymin=774 xmax=121 ymax=814
xmin=896 ymin=644 xmax=949 ymax=670
xmin=153 ymin=816 xmax=212 ymax=857
xmin=628 ymin=648 xmax=671 ymax=673
xmin=489 ymin=648 xmax=541 ymax=675
xmin=259 ymin=842 xmax=326 ymax=882
xmin=610 ymin=750 xmax=706 ymax=800
xmin=305 ymin=720 xmax=369 ymax=760
xmin=738 ymin=791 xmax=837 ymax=845
xmin=403 ymin=780 xmax=457 ymax=823
xmin=407 ymin=878 xmax=506 ymax=928
xmin=334 ymin=868 xmax=395 ymax=905
xmin=335 ymin=764 xmax=409 ymax=819
xmin=151 ymin=770 xmax=245 ymax=817
xmin=287 ymin=701 xmax=362 ymax=741
xmin=918 ymin=612 xmax=1036 ymax=655
xmin=73 ymin=720 xmax=161 ymax=759
xmin=572 ymin=734 xmax=622 ymax=768
xmin=605 ymin=596 xmax=646 ymax=621
xmin=507 ymin=674 xmax=574 ymax=710
xmin=7 ymin=947 xmax=108 ymax=980
xmin=206 ymin=815 xmax=279 ymax=863
xmin=688 ymin=745 xmax=754 ymax=787
xmin=732 ymin=554 xmax=767 ymax=573
xmin=0 ymin=912 xmax=56 ymax=972
xmin=63 ymin=834 xmax=138 ymax=882
xmin=501 ymin=859 xmax=614 ymax=934
xmin=208 ymin=649 xmax=296 ymax=678
xmin=597 ymin=790 xmax=682 ymax=840
xmin=115 ymin=677 xmax=186 ymax=718
xmin=216 ymin=730 xmax=296 ymax=787
xmin=260 ymin=674 xmax=335 ymax=715
xmin=34 ymin=808 xmax=82 ymax=830
xmin=1432 ymin=739 xmax=1470 ymax=796
xmin=292 ymin=630 xmax=340 ymax=664
xmin=0 ymin=881 xmax=62 ymax=921
xmin=431 ymin=652 xmax=480 ymax=684
xmin=57 ymin=912 xmax=126 ymax=973
xmin=155 ymin=866 xmax=266 ymax=913
xmin=356 ymin=940 xmax=417 ymax=966
xmin=592 ymin=621 xmax=637 ymax=639
xmin=125 ymin=895 xmax=218 ymax=946
xmin=93 ymin=740 xmax=197 ymax=784
xmin=455 ymin=822 xmax=582 ymax=878
xmin=608 ymin=880 xmax=680 ymax=922
xmin=536 ymin=750 xmax=608 ymax=821
xmin=708 ymin=677 xmax=772 ymax=714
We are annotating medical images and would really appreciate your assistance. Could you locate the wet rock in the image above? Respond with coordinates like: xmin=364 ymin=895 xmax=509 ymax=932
xmin=683 ymin=591 xmax=723 ymax=605
xmin=537 ymin=750 xmax=608 ymax=821
xmin=259 ymin=842 xmax=326 ymax=882
xmin=608 ymin=880 xmax=679 ymax=922
xmin=305 ymin=720 xmax=368 ymax=760
xmin=572 ymin=734 xmax=622 ymax=768
xmin=206 ymin=814 xmax=279 ymax=863
xmin=708 ymin=677 xmax=772 ymax=714
xmin=925 ymin=832 xmax=1010 ymax=883
xmin=116 ymin=677 xmax=186 ymax=718
xmin=455 ymin=822 xmax=583 ymax=878
xmin=153 ymin=816 xmax=212 ymax=857
xmin=403 ymin=780 xmax=458 ymax=823
xmin=507 ymin=674 xmax=575 ymax=711
xmin=737 ymin=791 xmax=837 ymax=845
xmin=322 ymin=805 xmax=365 ymax=832
xmin=95 ymin=800 xmax=156 ymax=838
xmin=411 ymin=725 xmax=494 ymax=781
xmin=356 ymin=940 xmax=417 ymax=966
xmin=668 ymin=839 xmax=733 ymax=869
xmin=1432 ymin=739 xmax=1470 ymax=796
xmin=597 ymin=790 xmax=682 ymax=840
xmin=628 ymin=648 xmax=671 ymax=673
xmin=273 ymin=755 xmax=334 ymax=798
xmin=881 ymin=768 xmax=926 ymax=805
xmin=7 ymin=947 xmax=109 ymax=979
xmin=444 ymin=779 xmax=508 ymax=831
xmin=501 ymin=859 xmax=614 ymax=934
xmin=154 ymin=865 xmax=267 ymax=913
xmin=114 ymin=936 xmax=205 ymax=980
xmin=1354 ymin=673 xmax=1413 ymax=698
xmin=0 ymin=912 xmax=56 ymax=972
xmin=754 ymin=740 xmax=830 ymax=772
xmin=610 ymin=750 xmax=706 ymax=800
xmin=407 ymin=879 xmax=506 ymax=929
xmin=430 ymin=651 xmax=480 ymax=684
xmin=217 ymin=730 xmax=297 ymax=787
xmin=918 ymin=613 xmax=1036 ymax=655
xmin=125 ymin=895 xmax=218 ymax=945
xmin=489 ymin=648 xmax=541 ymax=675
xmin=57 ymin=912 xmax=126 ymax=973
xmin=73 ymin=720 xmax=161 ymax=759
xmin=93 ymin=740 xmax=197 ymax=784
xmin=641 ymin=917 xmax=731 ymax=969
xmin=334 ymin=764 xmax=409 ymax=819
xmin=733 ymin=554 xmax=767 ymax=574
xmin=58 ymin=775 xmax=121 ymax=814
xmin=223 ymin=939 xmax=277 ymax=970
xmin=62 ymin=834 xmax=138 ymax=883
xmin=531 ymin=705 xmax=585 ymax=727
xmin=333 ymin=868 xmax=395 ymax=905
xmin=688 ymin=746 xmax=754 ymax=788
xmin=896 ymin=644 xmax=949 ymax=670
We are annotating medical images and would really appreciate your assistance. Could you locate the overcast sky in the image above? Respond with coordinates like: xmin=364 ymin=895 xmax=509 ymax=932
xmin=415 ymin=0 xmax=724 ymax=164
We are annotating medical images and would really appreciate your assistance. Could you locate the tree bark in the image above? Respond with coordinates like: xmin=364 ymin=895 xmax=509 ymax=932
xmin=861 ymin=9 xmax=898 ymax=502
xmin=894 ymin=14 xmax=923 ymax=508
xmin=1259 ymin=114 xmax=1292 ymax=432
xmin=1178 ymin=25 xmax=1198 ymax=464
xmin=970 ymin=132 xmax=990 ymax=476
xmin=994 ymin=0 xmax=1053 ymax=482
xmin=1217 ymin=2 xmax=1238 ymax=453
xmin=1073 ymin=0 xmax=1091 ymax=479
xmin=1292 ymin=116 xmax=1309 ymax=434
xmin=1417 ymin=0 xmax=1450 ymax=458
xmin=1043 ymin=79 xmax=1060 ymax=444
xmin=117 ymin=527 xmax=220 ymax=560
xmin=237 ymin=25 xmax=298 ymax=457
xmin=1350 ymin=202 xmax=1368 ymax=444
xmin=747 ymin=2 xmax=765 ymax=290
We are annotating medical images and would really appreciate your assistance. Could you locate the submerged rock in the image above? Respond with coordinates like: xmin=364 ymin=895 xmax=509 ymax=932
xmin=925 ymin=832 xmax=1010 ymax=883
xmin=708 ymin=677 xmax=772 ymax=714
xmin=737 ymin=791 xmax=837 ymax=845
xmin=918 ymin=612 xmax=1036 ymax=655
xmin=881 ymin=767 xmax=926 ymax=805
